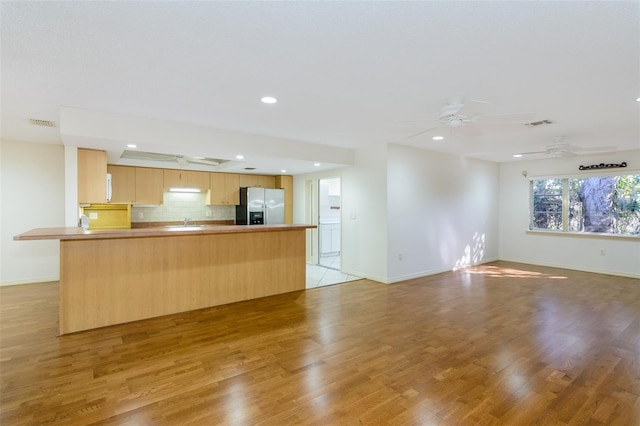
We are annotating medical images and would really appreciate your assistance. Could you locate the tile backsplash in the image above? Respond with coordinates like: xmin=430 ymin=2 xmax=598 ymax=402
xmin=131 ymin=191 xmax=234 ymax=223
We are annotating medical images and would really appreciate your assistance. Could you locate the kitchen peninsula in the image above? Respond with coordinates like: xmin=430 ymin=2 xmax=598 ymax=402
xmin=14 ymin=224 xmax=314 ymax=335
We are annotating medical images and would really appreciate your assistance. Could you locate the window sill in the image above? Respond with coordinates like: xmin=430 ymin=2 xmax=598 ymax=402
xmin=526 ymin=230 xmax=640 ymax=241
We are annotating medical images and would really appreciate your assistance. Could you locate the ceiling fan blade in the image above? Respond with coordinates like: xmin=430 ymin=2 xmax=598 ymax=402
xmin=392 ymin=118 xmax=440 ymax=123
xmin=473 ymin=112 xmax=536 ymax=124
xmin=458 ymin=124 xmax=482 ymax=138
xmin=406 ymin=127 xmax=438 ymax=139
xmin=121 ymin=150 xmax=176 ymax=161
xmin=570 ymin=145 xmax=617 ymax=153
xmin=186 ymin=157 xmax=222 ymax=166
xmin=519 ymin=150 xmax=547 ymax=155
xmin=176 ymin=156 xmax=190 ymax=168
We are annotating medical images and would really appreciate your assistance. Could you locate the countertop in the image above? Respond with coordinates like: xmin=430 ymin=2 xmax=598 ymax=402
xmin=14 ymin=224 xmax=316 ymax=241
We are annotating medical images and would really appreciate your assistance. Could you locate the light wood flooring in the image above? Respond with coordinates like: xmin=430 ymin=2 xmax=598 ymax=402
xmin=1 ymin=261 xmax=639 ymax=425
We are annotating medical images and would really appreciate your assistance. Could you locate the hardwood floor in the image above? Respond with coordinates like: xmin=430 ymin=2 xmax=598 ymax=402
xmin=1 ymin=261 xmax=639 ymax=425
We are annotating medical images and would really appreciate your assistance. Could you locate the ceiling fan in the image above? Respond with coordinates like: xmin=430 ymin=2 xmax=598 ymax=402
xmin=399 ymin=96 xmax=536 ymax=139
xmin=516 ymin=136 xmax=617 ymax=158
xmin=120 ymin=150 xmax=229 ymax=168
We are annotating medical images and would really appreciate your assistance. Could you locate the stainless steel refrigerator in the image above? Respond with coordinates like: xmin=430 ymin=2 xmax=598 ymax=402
xmin=235 ymin=187 xmax=285 ymax=225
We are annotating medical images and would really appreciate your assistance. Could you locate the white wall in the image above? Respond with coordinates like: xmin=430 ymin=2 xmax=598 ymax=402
xmin=386 ymin=144 xmax=500 ymax=282
xmin=1 ymin=140 xmax=65 ymax=285
xmin=499 ymin=149 xmax=640 ymax=278
xmin=341 ymin=144 xmax=389 ymax=282
xmin=293 ymin=144 xmax=390 ymax=282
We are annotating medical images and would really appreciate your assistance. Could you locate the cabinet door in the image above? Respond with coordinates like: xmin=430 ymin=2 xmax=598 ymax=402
xmin=107 ymin=165 xmax=136 ymax=204
xmin=258 ymin=175 xmax=276 ymax=189
xmin=239 ymin=174 xmax=276 ymax=188
xmin=209 ymin=173 xmax=240 ymax=205
xmin=224 ymin=173 xmax=240 ymax=205
xmin=208 ymin=173 xmax=226 ymax=205
xmin=78 ymin=148 xmax=107 ymax=204
xmin=164 ymin=170 xmax=209 ymax=189
xmin=136 ymin=168 xmax=164 ymax=204
xmin=163 ymin=169 xmax=184 ymax=188
xmin=320 ymin=227 xmax=333 ymax=255
xmin=188 ymin=171 xmax=210 ymax=190
xmin=238 ymin=174 xmax=259 ymax=188
xmin=331 ymin=225 xmax=341 ymax=253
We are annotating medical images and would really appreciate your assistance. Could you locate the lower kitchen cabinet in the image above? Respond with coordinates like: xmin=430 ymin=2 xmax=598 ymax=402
xmin=320 ymin=223 xmax=340 ymax=255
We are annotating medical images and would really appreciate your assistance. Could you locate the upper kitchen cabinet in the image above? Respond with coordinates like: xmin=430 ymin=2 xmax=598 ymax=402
xmin=107 ymin=165 xmax=136 ymax=204
xmin=208 ymin=173 xmax=240 ymax=206
xmin=135 ymin=167 xmax=164 ymax=204
xmin=238 ymin=174 xmax=276 ymax=189
xmin=163 ymin=170 xmax=210 ymax=190
xmin=78 ymin=148 xmax=107 ymax=204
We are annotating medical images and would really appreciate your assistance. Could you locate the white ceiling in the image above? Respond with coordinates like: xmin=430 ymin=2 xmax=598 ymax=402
xmin=2 ymin=1 xmax=639 ymax=175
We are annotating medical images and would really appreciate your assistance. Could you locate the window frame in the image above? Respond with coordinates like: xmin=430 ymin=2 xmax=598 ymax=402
xmin=528 ymin=168 xmax=640 ymax=239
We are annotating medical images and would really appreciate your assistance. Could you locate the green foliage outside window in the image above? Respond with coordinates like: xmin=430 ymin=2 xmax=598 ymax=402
xmin=531 ymin=174 xmax=640 ymax=235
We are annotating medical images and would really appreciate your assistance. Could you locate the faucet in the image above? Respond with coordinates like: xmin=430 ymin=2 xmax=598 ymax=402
xmin=183 ymin=218 xmax=191 ymax=226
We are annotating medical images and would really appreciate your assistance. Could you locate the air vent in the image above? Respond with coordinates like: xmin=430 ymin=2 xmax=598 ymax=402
xmin=524 ymin=119 xmax=554 ymax=127
xmin=244 ymin=167 xmax=256 ymax=170
xmin=29 ymin=118 xmax=56 ymax=128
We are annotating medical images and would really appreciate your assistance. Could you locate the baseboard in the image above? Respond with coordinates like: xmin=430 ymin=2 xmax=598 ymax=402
xmin=339 ymin=267 xmax=387 ymax=284
xmin=497 ymin=257 xmax=640 ymax=279
xmin=386 ymin=257 xmax=500 ymax=284
xmin=0 ymin=276 xmax=59 ymax=287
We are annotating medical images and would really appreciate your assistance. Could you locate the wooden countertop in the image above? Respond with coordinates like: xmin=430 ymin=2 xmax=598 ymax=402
xmin=14 ymin=224 xmax=316 ymax=241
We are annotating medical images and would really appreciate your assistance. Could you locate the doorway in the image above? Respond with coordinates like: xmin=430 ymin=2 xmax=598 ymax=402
xmin=318 ymin=177 xmax=341 ymax=270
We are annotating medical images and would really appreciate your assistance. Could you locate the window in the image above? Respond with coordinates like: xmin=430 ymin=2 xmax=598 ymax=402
xmin=530 ymin=174 xmax=640 ymax=235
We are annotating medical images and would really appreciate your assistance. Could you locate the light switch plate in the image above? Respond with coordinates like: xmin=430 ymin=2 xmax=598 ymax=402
xmin=89 ymin=212 xmax=98 ymax=220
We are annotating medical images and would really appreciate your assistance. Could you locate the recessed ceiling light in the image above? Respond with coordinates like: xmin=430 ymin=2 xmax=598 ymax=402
xmin=236 ymin=155 xmax=244 ymax=160
xmin=432 ymin=136 xmax=444 ymax=141
xmin=127 ymin=144 xmax=137 ymax=148
xmin=513 ymin=154 xmax=523 ymax=158
xmin=261 ymin=96 xmax=277 ymax=104
xmin=636 ymin=97 xmax=640 ymax=102
xmin=280 ymin=169 xmax=287 ymax=173
xmin=314 ymin=163 xmax=321 ymax=167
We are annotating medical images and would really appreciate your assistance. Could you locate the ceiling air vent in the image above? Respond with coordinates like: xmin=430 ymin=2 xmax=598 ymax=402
xmin=29 ymin=118 xmax=56 ymax=128
xmin=244 ymin=167 xmax=257 ymax=170
xmin=524 ymin=119 xmax=554 ymax=128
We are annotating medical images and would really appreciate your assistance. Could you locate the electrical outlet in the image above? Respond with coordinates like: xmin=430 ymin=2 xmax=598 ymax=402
xmin=206 ymin=210 xmax=212 ymax=217
xmin=600 ymin=249 xmax=606 ymax=256
xmin=138 ymin=212 xmax=144 ymax=219
xmin=89 ymin=212 xmax=98 ymax=220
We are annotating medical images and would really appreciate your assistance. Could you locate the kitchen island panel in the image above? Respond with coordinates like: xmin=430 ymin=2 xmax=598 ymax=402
xmin=59 ymin=230 xmax=305 ymax=334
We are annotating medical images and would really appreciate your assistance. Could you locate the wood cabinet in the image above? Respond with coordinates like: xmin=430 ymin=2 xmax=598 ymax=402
xmin=275 ymin=175 xmax=293 ymax=224
xmin=163 ymin=170 xmax=210 ymax=190
xmin=135 ymin=167 xmax=164 ymax=204
xmin=78 ymin=148 xmax=107 ymax=204
xmin=107 ymin=165 xmax=136 ymax=204
xmin=238 ymin=174 xmax=276 ymax=189
xmin=208 ymin=173 xmax=240 ymax=206
xmin=106 ymin=166 xmax=163 ymax=205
